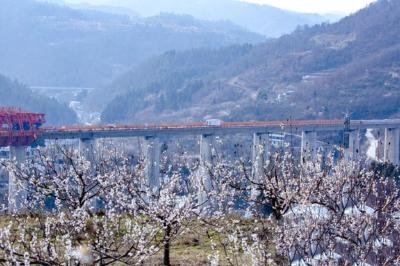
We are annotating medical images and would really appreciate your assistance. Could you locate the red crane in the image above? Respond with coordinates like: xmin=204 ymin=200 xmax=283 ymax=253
xmin=0 ymin=108 xmax=45 ymax=147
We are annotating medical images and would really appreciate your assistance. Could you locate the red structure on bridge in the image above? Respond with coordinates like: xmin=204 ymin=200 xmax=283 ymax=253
xmin=0 ymin=108 xmax=45 ymax=147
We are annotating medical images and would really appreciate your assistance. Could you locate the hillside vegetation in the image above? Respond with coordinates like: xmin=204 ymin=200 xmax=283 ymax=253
xmin=99 ymin=45 xmax=254 ymax=122
xmin=100 ymin=0 xmax=400 ymax=123
xmin=0 ymin=74 xmax=77 ymax=125
xmin=0 ymin=0 xmax=263 ymax=87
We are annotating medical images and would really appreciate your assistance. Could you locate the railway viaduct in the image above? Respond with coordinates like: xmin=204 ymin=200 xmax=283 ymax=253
xmin=1 ymin=108 xmax=400 ymax=212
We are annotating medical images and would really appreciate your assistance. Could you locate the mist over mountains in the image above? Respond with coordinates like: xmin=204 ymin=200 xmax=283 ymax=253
xmin=99 ymin=0 xmax=400 ymax=123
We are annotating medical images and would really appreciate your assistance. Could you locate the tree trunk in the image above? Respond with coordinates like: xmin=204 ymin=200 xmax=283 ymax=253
xmin=163 ymin=224 xmax=171 ymax=266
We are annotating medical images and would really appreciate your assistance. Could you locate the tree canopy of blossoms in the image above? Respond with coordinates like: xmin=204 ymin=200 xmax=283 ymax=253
xmin=0 ymin=145 xmax=199 ymax=265
xmin=0 ymin=144 xmax=399 ymax=265
xmin=215 ymin=152 xmax=400 ymax=265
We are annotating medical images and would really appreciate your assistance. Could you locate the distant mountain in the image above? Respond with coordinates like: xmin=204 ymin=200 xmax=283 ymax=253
xmin=100 ymin=0 xmax=400 ymax=123
xmin=0 ymin=0 xmax=263 ymax=87
xmin=68 ymin=2 xmax=142 ymax=20
xmin=0 ymin=74 xmax=77 ymax=125
xmin=87 ymin=0 xmax=340 ymax=37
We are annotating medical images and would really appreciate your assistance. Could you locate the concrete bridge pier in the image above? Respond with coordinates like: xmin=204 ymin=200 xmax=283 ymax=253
xmin=79 ymin=138 xmax=101 ymax=209
xmin=248 ymin=133 xmax=270 ymax=216
xmin=8 ymin=146 xmax=27 ymax=213
xmin=198 ymin=134 xmax=213 ymax=206
xmin=144 ymin=136 xmax=161 ymax=190
xmin=251 ymin=133 xmax=269 ymax=185
xmin=301 ymin=131 xmax=317 ymax=163
xmin=79 ymin=138 xmax=96 ymax=163
xmin=344 ymin=130 xmax=361 ymax=161
xmin=384 ymin=128 xmax=399 ymax=165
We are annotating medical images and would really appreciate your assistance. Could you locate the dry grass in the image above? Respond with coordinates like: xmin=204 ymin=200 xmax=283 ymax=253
xmin=0 ymin=215 xmax=276 ymax=265
xmin=145 ymin=218 xmax=276 ymax=266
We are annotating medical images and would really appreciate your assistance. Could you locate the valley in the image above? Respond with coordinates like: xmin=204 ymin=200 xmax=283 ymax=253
xmin=31 ymin=86 xmax=100 ymax=124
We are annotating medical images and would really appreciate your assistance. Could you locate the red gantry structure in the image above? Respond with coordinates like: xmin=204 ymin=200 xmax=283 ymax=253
xmin=0 ymin=108 xmax=45 ymax=148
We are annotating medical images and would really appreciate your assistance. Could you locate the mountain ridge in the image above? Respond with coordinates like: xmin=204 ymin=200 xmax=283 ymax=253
xmin=100 ymin=0 xmax=400 ymax=123
xmin=78 ymin=0 xmax=340 ymax=37
xmin=0 ymin=0 xmax=263 ymax=87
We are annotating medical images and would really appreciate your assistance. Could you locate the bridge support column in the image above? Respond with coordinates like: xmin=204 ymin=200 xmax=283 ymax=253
xmin=248 ymin=133 xmax=270 ymax=216
xmin=144 ymin=136 xmax=161 ymax=190
xmin=344 ymin=130 xmax=361 ymax=161
xmin=8 ymin=146 xmax=27 ymax=214
xmin=198 ymin=134 xmax=213 ymax=207
xmin=301 ymin=131 xmax=317 ymax=163
xmin=79 ymin=138 xmax=96 ymax=163
xmin=384 ymin=128 xmax=399 ymax=165
xmin=251 ymin=133 xmax=269 ymax=184
xmin=79 ymin=138 xmax=101 ymax=209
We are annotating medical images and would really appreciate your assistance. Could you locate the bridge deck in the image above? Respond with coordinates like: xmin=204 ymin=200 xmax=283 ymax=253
xmin=39 ymin=119 xmax=400 ymax=140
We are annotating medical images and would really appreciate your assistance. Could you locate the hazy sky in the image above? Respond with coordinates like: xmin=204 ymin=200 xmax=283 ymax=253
xmin=63 ymin=0 xmax=377 ymax=14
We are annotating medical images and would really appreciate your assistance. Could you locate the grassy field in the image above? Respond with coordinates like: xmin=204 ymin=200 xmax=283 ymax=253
xmin=146 ymin=218 xmax=276 ymax=266
xmin=0 ymin=215 xmax=276 ymax=265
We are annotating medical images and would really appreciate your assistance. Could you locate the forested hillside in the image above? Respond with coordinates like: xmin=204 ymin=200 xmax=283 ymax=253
xmin=99 ymin=44 xmax=254 ymax=121
xmin=0 ymin=0 xmax=263 ymax=87
xmin=0 ymin=74 xmax=77 ymax=125
xmin=100 ymin=0 xmax=400 ymax=123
